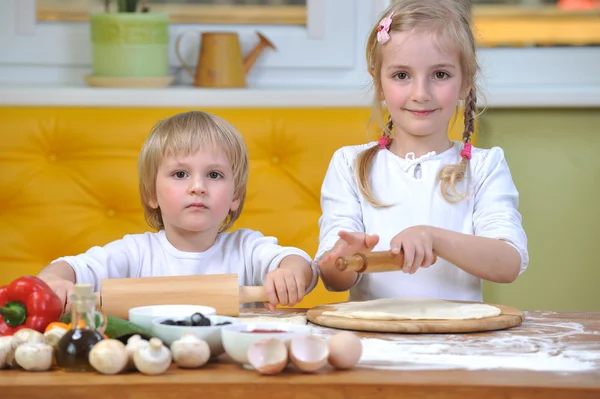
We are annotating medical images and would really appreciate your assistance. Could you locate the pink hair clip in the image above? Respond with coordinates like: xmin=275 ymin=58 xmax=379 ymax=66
xmin=461 ymin=142 xmax=472 ymax=160
xmin=377 ymin=12 xmax=394 ymax=44
xmin=378 ymin=135 xmax=391 ymax=149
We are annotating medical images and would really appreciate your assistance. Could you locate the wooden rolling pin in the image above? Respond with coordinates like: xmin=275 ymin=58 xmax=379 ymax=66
xmin=93 ymin=274 xmax=268 ymax=319
xmin=335 ymin=251 xmax=438 ymax=273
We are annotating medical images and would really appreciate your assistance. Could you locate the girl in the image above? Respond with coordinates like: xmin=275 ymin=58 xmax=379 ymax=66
xmin=316 ymin=0 xmax=528 ymax=302
xmin=38 ymin=111 xmax=317 ymax=313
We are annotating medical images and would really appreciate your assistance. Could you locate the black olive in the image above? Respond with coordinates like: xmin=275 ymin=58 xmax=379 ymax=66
xmin=190 ymin=312 xmax=212 ymax=326
xmin=215 ymin=321 xmax=232 ymax=326
xmin=161 ymin=319 xmax=177 ymax=325
xmin=190 ymin=312 xmax=204 ymax=326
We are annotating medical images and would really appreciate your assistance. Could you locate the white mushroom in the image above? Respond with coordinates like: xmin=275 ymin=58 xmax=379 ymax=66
xmin=133 ymin=337 xmax=171 ymax=375
xmin=171 ymin=332 xmax=211 ymax=369
xmin=125 ymin=334 xmax=148 ymax=370
xmin=14 ymin=333 xmax=54 ymax=371
xmin=89 ymin=339 xmax=129 ymax=375
xmin=11 ymin=328 xmax=43 ymax=350
xmin=8 ymin=328 xmax=44 ymax=370
xmin=0 ymin=336 xmax=12 ymax=369
xmin=44 ymin=328 xmax=67 ymax=349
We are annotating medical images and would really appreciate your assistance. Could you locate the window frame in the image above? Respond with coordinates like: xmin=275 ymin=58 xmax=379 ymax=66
xmin=36 ymin=0 xmax=307 ymax=26
xmin=6 ymin=0 xmax=380 ymax=70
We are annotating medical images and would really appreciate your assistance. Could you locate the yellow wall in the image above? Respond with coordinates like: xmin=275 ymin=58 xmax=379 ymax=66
xmin=479 ymin=109 xmax=600 ymax=312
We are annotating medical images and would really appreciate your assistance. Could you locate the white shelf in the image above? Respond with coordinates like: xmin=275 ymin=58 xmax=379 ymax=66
xmin=0 ymin=85 xmax=599 ymax=108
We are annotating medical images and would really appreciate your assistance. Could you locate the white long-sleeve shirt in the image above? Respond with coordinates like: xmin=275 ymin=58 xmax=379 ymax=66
xmin=54 ymin=228 xmax=318 ymax=304
xmin=316 ymin=141 xmax=528 ymax=302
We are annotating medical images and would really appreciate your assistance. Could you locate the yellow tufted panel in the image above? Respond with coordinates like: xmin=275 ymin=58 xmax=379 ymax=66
xmin=0 ymin=106 xmax=474 ymax=308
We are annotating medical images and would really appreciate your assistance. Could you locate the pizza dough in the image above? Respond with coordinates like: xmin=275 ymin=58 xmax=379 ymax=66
xmin=322 ymin=298 xmax=501 ymax=321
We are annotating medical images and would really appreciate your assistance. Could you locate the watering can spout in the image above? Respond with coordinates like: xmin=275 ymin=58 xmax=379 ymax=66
xmin=244 ymin=32 xmax=277 ymax=74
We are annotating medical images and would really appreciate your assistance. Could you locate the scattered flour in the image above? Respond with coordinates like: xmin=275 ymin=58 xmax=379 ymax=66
xmin=310 ymin=317 xmax=600 ymax=373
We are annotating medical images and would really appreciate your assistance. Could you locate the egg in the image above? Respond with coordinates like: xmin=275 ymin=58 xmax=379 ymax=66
xmin=327 ymin=331 xmax=362 ymax=370
xmin=288 ymin=335 xmax=329 ymax=373
xmin=247 ymin=338 xmax=288 ymax=375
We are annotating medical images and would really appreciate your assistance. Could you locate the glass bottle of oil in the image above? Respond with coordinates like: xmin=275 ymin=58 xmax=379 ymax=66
xmin=56 ymin=283 xmax=105 ymax=372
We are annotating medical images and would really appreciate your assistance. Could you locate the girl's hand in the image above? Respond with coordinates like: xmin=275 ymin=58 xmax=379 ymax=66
xmin=318 ymin=231 xmax=380 ymax=268
xmin=390 ymin=226 xmax=436 ymax=274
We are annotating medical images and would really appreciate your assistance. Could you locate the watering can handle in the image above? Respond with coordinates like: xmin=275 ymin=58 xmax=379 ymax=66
xmin=175 ymin=31 xmax=197 ymax=80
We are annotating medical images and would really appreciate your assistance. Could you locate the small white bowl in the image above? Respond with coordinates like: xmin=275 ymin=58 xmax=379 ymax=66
xmin=128 ymin=304 xmax=216 ymax=330
xmin=152 ymin=315 xmax=237 ymax=357
xmin=221 ymin=322 xmax=312 ymax=366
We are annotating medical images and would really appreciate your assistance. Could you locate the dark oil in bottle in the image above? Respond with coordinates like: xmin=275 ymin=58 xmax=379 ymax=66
xmin=55 ymin=328 xmax=104 ymax=372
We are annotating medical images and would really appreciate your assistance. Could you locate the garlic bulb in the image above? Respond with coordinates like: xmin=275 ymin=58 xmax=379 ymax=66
xmin=89 ymin=339 xmax=129 ymax=375
xmin=0 ymin=336 xmax=12 ymax=369
xmin=171 ymin=332 xmax=210 ymax=369
xmin=14 ymin=333 xmax=53 ymax=371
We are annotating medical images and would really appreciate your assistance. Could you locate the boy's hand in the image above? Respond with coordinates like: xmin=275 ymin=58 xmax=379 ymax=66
xmin=44 ymin=279 xmax=75 ymax=315
xmin=318 ymin=231 xmax=380 ymax=268
xmin=263 ymin=255 xmax=312 ymax=312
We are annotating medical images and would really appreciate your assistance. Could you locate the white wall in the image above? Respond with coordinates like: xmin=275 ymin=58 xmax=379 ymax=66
xmin=1 ymin=0 xmax=599 ymax=98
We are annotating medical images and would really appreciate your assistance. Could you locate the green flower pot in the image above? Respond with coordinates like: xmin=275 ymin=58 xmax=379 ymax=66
xmin=90 ymin=13 xmax=169 ymax=77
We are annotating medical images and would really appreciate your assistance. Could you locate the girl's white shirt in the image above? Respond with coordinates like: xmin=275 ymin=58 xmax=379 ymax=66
xmin=316 ymin=141 xmax=528 ymax=302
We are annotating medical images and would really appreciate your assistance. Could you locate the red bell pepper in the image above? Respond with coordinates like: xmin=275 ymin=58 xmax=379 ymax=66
xmin=0 ymin=276 xmax=63 ymax=336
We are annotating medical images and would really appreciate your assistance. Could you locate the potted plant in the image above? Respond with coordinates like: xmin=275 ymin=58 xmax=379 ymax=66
xmin=87 ymin=0 xmax=172 ymax=87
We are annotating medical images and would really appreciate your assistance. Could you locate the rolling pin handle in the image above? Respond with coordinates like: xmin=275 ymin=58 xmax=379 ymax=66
xmin=335 ymin=253 xmax=368 ymax=273
xmin=335 ymin=256 xmax=349 ymax=271
xmin=239 ymin=286 xmax=269 ymax=304
xmin=353 ymin=253 xmax=368 ymax=273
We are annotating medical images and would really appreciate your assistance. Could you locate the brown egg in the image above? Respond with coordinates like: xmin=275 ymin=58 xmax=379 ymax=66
xmin=288 ymin=335 xmax=329 ymax=373
xmin=327 ymin=331 xmax=362 ymax=370
xmin=247 ymin=338 xmax=288 ymax=375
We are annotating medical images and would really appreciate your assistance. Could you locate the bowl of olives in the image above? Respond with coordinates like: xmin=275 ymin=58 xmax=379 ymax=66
xmin=151 ymin=313 xmax=238 ymax=357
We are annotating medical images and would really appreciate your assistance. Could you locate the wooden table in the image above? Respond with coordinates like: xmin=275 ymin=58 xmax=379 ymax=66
xmin=2 ymin=310 xmax=599 ymax=399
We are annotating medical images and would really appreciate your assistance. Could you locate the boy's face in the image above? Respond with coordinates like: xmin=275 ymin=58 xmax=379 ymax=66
xmin=150 ymin=145 xmax=240 ymax=244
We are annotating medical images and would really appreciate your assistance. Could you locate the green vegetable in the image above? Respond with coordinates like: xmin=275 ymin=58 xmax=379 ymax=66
xmin=60 ymin=313 xmax=155 ymax=339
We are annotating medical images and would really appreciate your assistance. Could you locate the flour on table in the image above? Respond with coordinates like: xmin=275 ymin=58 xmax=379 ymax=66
xmin=309 ymin=315 xmax=600 ymax=373
xmin=322 ymin=297 xmax=501 ymax=320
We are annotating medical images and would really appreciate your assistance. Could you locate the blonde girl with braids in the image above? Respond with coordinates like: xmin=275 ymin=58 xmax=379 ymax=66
xmin=316 ymin=0 xmax=528 ymax=302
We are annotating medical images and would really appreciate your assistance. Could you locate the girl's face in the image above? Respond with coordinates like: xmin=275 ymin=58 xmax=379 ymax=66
xmin=150 ymin=145 xmax=239 ymax=249
xmin=379 ymin=30 xmax=470 ymax=141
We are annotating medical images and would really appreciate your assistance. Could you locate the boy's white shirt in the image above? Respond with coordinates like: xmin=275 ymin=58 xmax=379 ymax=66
xmin=316 ymin=141 xmax=529 ymax=303
xmin=54 ymin=228 xmax=318 ymax=304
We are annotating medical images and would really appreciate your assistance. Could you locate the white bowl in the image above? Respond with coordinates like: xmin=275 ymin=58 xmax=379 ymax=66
xmin=128 ymin=304 xmax=216 ymax=330
xmin=152 ymin=315 xmax=237 ymax=357
xmin=221 ymin=322 xmax=312 ymax=366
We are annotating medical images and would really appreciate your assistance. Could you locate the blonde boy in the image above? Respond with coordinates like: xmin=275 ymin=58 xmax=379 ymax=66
xmin=39 ymin=111 xmax=317 ymax=312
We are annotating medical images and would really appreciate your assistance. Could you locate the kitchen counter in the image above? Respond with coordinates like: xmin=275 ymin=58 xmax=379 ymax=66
xmin=2 ymin=310 xmax=599 ymax=399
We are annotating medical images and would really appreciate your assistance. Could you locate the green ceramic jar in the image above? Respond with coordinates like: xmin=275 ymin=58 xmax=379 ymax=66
xmin=90 ymin=13 xmax=169 ymax=77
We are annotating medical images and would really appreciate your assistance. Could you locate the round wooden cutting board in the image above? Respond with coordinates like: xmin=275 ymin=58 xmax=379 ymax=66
xmin=306 ymin=301 xmax=525 ymax=333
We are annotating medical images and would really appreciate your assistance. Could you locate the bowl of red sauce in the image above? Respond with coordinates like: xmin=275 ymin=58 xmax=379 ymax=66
xmin=221 ymin=321 xmax=312 ymax=365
